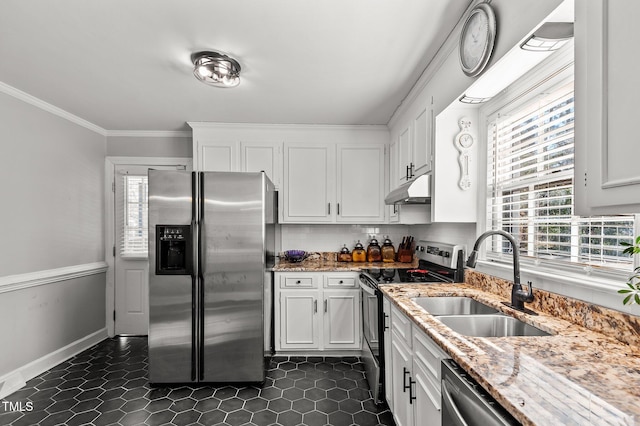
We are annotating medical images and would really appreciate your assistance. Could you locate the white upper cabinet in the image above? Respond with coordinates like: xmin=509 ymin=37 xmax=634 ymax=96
xmin=412 ymin=107 xmax=432 ymax=177
xmin=282 ymin=143 xmax=335 ymax=223
xmin=394 ymin=103 xmax=433 ymax=187
xmin=240 ymin=141 xmax=283 ymax=189
xmin=283 ymin=142 xmax=386 ymax=223
xmin=197 ymin=141 xmax=239 ymax=172
xmin=190 ymin=123 xmax=389 ymax=224
xmin=336 ymin=144 xmax=386 ymax=223
xmin=575 ymin=0 xmax=640 ymax=215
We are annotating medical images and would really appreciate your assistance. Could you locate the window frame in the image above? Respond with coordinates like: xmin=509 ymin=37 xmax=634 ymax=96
xmin=475 ymin=42 xmax=639 ymax=288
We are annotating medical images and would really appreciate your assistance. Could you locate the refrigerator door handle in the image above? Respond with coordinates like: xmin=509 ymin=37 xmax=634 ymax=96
xmin=198 ymin=172 xmax=206 ymax=381
xmin=191 ymin=173 xmax=198 ymax=382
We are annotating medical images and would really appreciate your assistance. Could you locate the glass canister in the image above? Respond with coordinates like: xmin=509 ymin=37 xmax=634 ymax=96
xmin=367 ymin=237 xmax=382 ymax=263
xmin=338 ymin=244 xmax=352 ymax=262
xmin=382 ymin=236 xmax=396 ymax=263
xmin=352 ymin=240 xmax=367 ymax=262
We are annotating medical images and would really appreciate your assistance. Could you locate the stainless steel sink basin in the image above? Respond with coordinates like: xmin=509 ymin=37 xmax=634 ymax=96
xmin=437 ymin=314 xmax=551 ymax=337
xmin=411 ymin=297 xmax=499 ymax=316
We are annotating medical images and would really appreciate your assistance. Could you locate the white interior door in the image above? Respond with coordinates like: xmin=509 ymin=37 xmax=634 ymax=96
xmin=114 ymin=164 xmax=178 ymax=335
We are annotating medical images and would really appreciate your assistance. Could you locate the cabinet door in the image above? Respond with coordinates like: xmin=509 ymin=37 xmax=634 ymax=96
xmin=576 ymin=0 xmax=640 ymax=214
xmin=278 ymin=290 xmax=320 ymax=350
xmin=282 ymin=144 xmax=335 ymax=222
xmin=383 ymin=297 xmax=393 ymax=408
xmin=323 ymin=290 xmax=361 ymax=350
xmin=398 ymin=126 xmax=412 ymax=185
xmin=388 ymin=139 xmax=399 ymax=222
xmin=240 ymin=141 xmax=282 ymax=189
xmin=196 ymin=141 xmax=239 ymax=171
xmin=412 ymin=361 xmax=441 ymax=426
xmin=336 ymin=144 xmax=386 ymax=223
xmin=391 ymin=332 xmax=414 ymax=426
xmin=412 ymin=107 xmax=432 ymax=176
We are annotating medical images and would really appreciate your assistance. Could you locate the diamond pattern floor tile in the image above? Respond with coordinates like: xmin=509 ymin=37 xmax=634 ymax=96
xmin=0 ymin=337 xmax=395 ymax=425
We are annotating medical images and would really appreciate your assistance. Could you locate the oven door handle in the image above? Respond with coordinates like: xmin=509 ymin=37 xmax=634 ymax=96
xmin=359 ymin=280 xmax=377 ymax=296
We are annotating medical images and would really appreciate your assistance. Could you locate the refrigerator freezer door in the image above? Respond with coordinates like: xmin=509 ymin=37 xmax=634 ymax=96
xmin=200 ymin=172 xmax=266 ymax=382
xmin=148 ymin=170 xmax=195 ymax=383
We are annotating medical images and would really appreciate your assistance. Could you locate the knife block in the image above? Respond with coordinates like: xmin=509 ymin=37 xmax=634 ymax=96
xmin=396 ymin=242 xmax=415 ymax=263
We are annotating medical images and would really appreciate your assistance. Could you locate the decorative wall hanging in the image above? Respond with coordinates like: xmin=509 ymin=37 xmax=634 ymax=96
xmin=454 ymin=117 xmax=474 ymax=190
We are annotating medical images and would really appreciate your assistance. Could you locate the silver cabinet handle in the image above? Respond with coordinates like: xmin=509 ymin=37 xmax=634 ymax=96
xmin=314 ymin=300 xmax=318 ymax=313
xmin=337 ymin=203 xmax=340 ymax=215
xmin=324 ymin=299 xmax=328 ymax=313
xmin=328 ymin=203 xmax=331 ymax=214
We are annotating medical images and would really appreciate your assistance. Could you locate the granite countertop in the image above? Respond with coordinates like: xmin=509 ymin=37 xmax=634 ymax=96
xmin=380 ymin=271 xmax=640 ymax=426
xmin=272 ymin=251 xmax=418 ymax=272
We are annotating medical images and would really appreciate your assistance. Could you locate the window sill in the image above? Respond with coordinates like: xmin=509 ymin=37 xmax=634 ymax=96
xmin=474 ymin=258 xmax=628 ymax=293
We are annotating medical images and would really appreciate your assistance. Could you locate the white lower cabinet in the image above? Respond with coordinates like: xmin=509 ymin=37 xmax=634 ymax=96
xmin=387 ymin=297 xmax=447 ymax=426
xmin=383 ymin=296 xmax=393 ymax=410
xmin=275 ymin=272 xmax=361 ymax=352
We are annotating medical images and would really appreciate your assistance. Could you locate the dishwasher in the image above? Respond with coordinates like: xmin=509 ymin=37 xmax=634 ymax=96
xmin=441 ymin=359 xmax=521 ymax=426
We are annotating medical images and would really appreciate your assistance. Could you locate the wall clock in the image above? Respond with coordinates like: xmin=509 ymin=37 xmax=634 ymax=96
xmin=459 ymin=2 xmax=497 ymax=77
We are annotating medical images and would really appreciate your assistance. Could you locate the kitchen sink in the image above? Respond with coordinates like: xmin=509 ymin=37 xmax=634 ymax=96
xmin=411 ymin=296 xmax=499 ymax=316
xmin=437 ymin=314 xmax=552 ymax=337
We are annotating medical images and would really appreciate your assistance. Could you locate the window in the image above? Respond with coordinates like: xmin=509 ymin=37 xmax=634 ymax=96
xmin=486 ymin=75 xmax=635 ymax=271
xmin=121 ymin=175 xmax=148 ymax=257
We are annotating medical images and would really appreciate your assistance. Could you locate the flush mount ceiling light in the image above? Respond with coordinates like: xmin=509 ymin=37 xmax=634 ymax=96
xmin=521 ymin=22 xmax=574 ymax=52
xmin=191 ymin=51 xmax=241 ymax=88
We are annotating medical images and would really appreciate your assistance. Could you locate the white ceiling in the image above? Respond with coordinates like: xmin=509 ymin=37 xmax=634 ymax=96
xmin=0 ymin=0 xmax=472 ymax=132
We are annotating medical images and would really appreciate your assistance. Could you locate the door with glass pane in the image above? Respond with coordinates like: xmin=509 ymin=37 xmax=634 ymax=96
xmin=114 ymin=164 xmax=177 ymax=335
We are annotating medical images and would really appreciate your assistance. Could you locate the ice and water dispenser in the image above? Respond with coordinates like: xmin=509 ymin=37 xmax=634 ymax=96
xmin=155 ymin=225 xmax=192 ymax=275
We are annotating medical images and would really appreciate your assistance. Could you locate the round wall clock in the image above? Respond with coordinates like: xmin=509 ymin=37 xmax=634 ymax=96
xmin=459 ymin=2 xmax=497 ymax=77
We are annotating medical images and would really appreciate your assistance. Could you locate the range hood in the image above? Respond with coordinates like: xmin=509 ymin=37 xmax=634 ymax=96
xmin=385 ymin=174 xmax=432 ymax=205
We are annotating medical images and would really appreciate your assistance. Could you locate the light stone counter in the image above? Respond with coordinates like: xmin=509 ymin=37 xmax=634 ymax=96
xmin=381 ymin=270 xmax=640 ymax=426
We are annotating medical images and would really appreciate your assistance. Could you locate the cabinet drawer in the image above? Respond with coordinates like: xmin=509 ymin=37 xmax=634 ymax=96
xmin=283 ymin=277 xmax=315 ymax=288
xmin=324 ymin=276 xmax=357 ymax=288
xmin=412 ymin=327 xmax=447 ymax=381
xmin=390 ymin=305 xmax=412 ymax=346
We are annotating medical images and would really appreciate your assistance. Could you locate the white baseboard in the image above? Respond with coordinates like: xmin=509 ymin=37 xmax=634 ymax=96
xmin=0 ymin=328 xmax=108 ymax=399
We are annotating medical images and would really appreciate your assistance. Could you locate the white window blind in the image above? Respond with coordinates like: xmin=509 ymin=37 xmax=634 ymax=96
xmin=487 ymin=80 xmax=635 ymax=270
xmin=121 ymin=175 xmax=148 ymax=257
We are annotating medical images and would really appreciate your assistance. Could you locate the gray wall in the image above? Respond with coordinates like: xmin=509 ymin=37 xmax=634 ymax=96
xmin=107 ymin=135 xmax=192 ymax=158
xmin=0 ymin=91 xmax=107 ymax=377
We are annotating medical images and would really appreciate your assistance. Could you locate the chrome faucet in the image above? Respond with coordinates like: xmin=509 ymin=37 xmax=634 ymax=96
xmin=466 ymin=230 xmax=535 ymax=313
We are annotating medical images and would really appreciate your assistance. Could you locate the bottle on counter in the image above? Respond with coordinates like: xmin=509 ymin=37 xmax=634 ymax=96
xmin=338 ymin=244 xmax=352 ymax=262
xmin=382 ymin=236 xmax=396 ymax=263
xmin=352 ymin=240 xmax=367 ymax=262
xmin=367 ymin=236 xmax=382 ymax=262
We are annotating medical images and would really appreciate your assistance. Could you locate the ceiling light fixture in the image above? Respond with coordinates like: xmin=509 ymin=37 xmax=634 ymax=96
xmin=520 ymin=22 xmax=574 ymax=52
xmin=191 ymin=51 xmax=241 ymax=88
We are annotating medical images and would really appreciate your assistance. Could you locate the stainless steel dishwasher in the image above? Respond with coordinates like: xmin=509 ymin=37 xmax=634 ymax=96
xmin=441 ymin=359 xmax=520 ymax=426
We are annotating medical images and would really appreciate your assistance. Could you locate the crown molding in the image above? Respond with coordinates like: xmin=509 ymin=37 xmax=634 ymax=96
xmin=0 ymin=81 xmax=107 ymax=136
xmin=187 ymin=121 xmax=389 ymax=132
xmin=106 ymin=130 xmax=192 ymax=138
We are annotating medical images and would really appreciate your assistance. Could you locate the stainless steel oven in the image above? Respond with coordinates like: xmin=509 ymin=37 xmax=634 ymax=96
xmin=359 ymin=240 xmax=465 ymax=405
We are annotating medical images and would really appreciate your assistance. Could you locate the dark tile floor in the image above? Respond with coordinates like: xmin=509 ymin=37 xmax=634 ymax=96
xmin=0 ymin=337 xmax=395 ymax=425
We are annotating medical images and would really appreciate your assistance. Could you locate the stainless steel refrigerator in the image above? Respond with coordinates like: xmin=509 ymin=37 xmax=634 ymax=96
xmin=148 ymin=170 xmax=276 ymax=384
